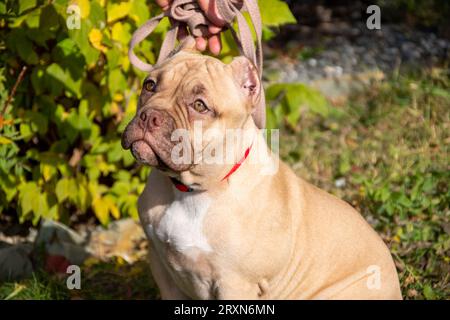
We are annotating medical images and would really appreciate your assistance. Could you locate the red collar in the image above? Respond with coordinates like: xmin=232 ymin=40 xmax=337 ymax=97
xmin=170 ymin=145 xmax=252 ymax=192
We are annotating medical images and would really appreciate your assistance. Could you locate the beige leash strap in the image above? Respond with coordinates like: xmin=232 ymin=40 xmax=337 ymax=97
xmin=128 ymin=0 xmax=266 ymax=128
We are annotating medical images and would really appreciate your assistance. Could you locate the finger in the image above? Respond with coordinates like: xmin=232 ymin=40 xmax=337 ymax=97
xmin=197 ymin=0 xmax=210 ymax=15
xmin=195 ymin=37 xmax=208 ymax=51
xmin=198 ymin=0 xmax=226 ymax=27
xmin=208 ymin=34 xmax=222 ymax=55
xmin=208 ymin=25 xmax=222 ymax=34
xmin=156 ymin=0 xmax=171 ymax=10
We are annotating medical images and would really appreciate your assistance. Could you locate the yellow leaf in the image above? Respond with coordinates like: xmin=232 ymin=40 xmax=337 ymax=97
xmin=121 ymin=54 xmax=130 ymax=72
xmin=70 ymin=0 xmax=90 ymax=19
xmin=111 ymin=22 xmax=123 ymax=42
xmin=98 ymin=159 xmax=115 ymax=174
xmin=0 ymin=136 xmax=12 ymax=145
xmin=126 ymin=92 xmax=138 ymax=114
xmin=105 ymin=196 xmax=120 ymax=220
xmin=92 ymin=197 xmax=110 ymax=225
xmin=110 ymin=205 xmax=120 ymax=219
xmin=111 ymin=22 xmax=131 ymax=46
xmin=113 ymin=93 xmax=124 ymax=102
xmin=110 ymin=101 xmax=121 ymax=115
xmin=41 ymin=164 xmax=56 ymax=181
xmin=116 ymin=256 xmax=126 ymax=266
xmin=92 ymin=194 xmax=120 ymax=225
xmin=88 ymin=28 xmax=108 ymax=53
xmin=107 ymin=2 xmax=131 ymax=23
xmin=83 ymin=257 xmax=101 ymax=267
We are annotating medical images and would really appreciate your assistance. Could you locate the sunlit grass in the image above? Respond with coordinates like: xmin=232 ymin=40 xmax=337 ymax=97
xmin=281 ymin=67 xmax=449 ymax=299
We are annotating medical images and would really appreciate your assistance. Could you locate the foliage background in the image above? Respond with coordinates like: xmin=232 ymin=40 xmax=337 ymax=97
xmin=0 ymin=0 xmax=300 ymax=226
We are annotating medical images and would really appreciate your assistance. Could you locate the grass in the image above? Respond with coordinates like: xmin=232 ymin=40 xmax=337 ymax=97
xmin=0 ymin=68 xmax=449 ymax=300
xmin=281 ymin=67 xmax=450 ymax=299
xmin=0 ymin=258 xmax=159 ymax=300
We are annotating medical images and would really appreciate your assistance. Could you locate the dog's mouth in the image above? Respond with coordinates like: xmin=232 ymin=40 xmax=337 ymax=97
xmin=124 ymin=133 xmax=193 ymax=173
xmin=121 ymin=111 xmax=194 ymax=173
xmin=130 ymin=140 xmax=158 ymax=166
xmin=133 ymin=141 xmax=180 ymax=174
xmin=128 ymin=139 xmax=178 ymax=172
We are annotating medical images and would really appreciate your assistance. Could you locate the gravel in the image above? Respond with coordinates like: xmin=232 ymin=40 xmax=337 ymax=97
xmin=264 ymin=23 xmax=450 ymax=84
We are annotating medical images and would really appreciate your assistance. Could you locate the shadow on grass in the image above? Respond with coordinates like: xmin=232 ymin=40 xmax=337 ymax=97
xmin=0 ymin=258 xmax=160 ymax=300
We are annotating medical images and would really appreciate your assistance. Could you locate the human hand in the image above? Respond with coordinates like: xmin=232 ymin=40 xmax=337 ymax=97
xmin=155 ymin=0 xmax=229 ymax=55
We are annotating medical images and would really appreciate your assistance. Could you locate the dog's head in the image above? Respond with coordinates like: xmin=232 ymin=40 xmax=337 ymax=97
xmin=122 ymin=44 xmax=262 ymax=180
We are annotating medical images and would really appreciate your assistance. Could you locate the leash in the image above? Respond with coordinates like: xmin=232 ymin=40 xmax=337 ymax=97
xmin=170 ymin=144 xmax=253 ymax=192
xmin=128 ymin=0 xmax=266 ymax=129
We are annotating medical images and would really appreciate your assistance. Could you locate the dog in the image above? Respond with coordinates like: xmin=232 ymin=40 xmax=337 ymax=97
xmin=121 ymin=42 xmax=402 ymax=300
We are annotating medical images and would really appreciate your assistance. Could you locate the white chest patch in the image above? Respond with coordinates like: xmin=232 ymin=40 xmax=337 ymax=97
xmin=147 ymin=190 xmax=213 ymax=256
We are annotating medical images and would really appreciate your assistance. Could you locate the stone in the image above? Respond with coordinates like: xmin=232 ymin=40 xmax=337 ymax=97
xmin=35 ymin=219 xmax=89 ymax=266
xmin=0 ymin=243 xmax=33 ymax=281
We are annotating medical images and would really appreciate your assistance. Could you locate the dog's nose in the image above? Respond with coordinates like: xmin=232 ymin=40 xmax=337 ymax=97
xmin=139 ymin=109 xmax=164 ymax=131
xmin=149 ymin=113 xmax=162 ymax=128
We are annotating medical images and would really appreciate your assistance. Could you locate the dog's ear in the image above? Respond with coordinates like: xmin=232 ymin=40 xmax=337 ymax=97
xmin=228 ymin=56 xmax=261 ymax=110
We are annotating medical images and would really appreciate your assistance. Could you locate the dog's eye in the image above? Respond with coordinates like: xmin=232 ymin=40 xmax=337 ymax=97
xmin=144 ymin=79 xmax=156 ymax=92
xmin=192 ymin=99 xmax=208 ymax=113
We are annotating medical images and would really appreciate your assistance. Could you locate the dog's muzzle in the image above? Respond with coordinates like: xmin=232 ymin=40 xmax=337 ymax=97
xmin=121 ymin=108 xmax=192 ymax=172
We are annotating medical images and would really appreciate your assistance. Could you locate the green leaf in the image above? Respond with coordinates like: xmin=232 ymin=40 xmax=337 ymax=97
xmin=39 ymin=4 xmax=60 ymax=32
xmin=266 ymin=83 xmax=329 ymax=127
xmin=106 ymin=48 xmax=121 ymax=69
xmin=129 ymin=0 xmax=150 ymax=24
xmin=74 ymin=177 xmax=91 ymax=213
xmin=25 ymin=110 xmax=48 ymax=135
xmin=45 ymin=204 xmax=59 ymax=220
xmin=423 ymin=284 xmax=436 ymax=300
xmin=12 ymin=30 xmax=39 ymax=64
xmin=69 ymin=19 xmax=100 ymax=67
xmin=18 ymin=182 xmax=40 ymax=217
xmin=88 ymin=0 xmax=105 ymax=27
xmin=19 ymin=0 xmax=37 ymax=14
xmin=0 ymin=136 xmax=13 ymax=145
xmin=108 ymin=68 xmax=126 ymax=95
xmin=55 ymin=178 xmax=78 ymax=203
xmin=20 ymin=123 xmax=33 ymax=140
xmin=46 ymin=63 xmax=82 ymax=97
xmin=66 ymin=109 xmax=92 ymax=141
xmin=107 ymin=140 xmax=125 ymax=163
xmin=429 ymin=86 xmax=450 ymax=99
xmin=25 ymin=8 xmax=40 ymax=28
xmin=33 ymin=193 xmax=49 ymax=225
xmin=0 ymin=173 xmax=18 ymax=202
xmin=259 ymin=0 xmax=296 ymax=27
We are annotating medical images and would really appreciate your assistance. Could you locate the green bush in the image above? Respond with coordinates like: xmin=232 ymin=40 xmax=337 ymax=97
xmin=0 ymin=0 xmax=299 ymax=226
xmin=376 ymin=0 xmax=450 ymax=27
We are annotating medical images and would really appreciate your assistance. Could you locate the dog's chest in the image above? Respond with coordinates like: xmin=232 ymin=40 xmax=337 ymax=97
xmin=146 ymin=191 xmax=213 ymax=257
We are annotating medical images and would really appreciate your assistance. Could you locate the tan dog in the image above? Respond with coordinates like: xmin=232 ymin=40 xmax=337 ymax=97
xmin=122 ymin=46 xmax=402 ymax=299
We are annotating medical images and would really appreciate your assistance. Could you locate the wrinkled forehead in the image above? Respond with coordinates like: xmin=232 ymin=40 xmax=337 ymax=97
xmin=150 ymin=53 xmax=234 ymax=94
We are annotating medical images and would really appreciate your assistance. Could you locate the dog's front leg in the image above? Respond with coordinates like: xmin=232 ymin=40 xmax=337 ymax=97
xmin=148 ymin=245 xmax=190 ymax=300
xmin=214 ymin=272 xmax=268 ymax=300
